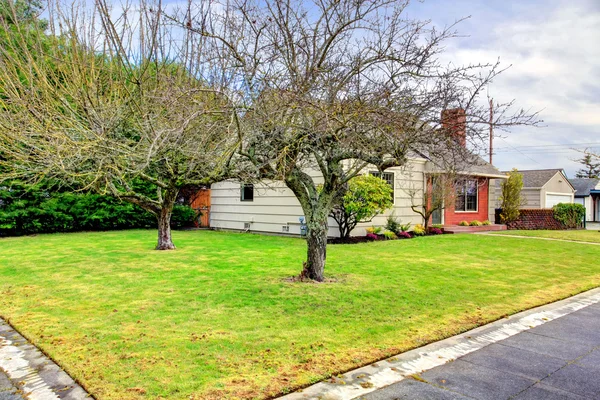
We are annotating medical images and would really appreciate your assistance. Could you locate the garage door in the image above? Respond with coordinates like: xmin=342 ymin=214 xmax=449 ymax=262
xmin=546 ymin=194 xmax=572 ymax=208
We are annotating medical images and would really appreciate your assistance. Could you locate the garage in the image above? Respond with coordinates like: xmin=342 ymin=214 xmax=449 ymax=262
xmin=545 ymin=193 xmax=573 ymax=208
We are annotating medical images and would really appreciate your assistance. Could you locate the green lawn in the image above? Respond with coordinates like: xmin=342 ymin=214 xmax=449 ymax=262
xmin=1 ymin=230 xmax=599 ymax=399
xmin=490 ymin=229 xmax=600 ymax=244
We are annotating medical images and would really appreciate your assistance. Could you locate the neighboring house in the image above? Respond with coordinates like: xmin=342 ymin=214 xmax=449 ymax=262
xmin=570 ymin=178 xmax=600 ymax=222
xmin=206 ymin=109 xmax=507 ymax=237
xmin=491 ymin=169 xmax=575 ymax=212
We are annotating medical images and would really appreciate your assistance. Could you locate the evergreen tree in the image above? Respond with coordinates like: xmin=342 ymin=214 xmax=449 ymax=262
xmin=575 ymin=152 xmax=600 ymax=179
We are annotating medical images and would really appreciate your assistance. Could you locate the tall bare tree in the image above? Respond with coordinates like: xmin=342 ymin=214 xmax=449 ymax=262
xmin=0 ymin=0 xmax=238 ymax=249
xmin=187 ymin=0 xmax=539 ymax=281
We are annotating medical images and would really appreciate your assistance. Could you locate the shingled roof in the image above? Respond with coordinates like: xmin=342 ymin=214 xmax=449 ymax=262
xmin=569 ymin=178 xmax=600 ymax=196
xmin=504 ymin=169 xmax=566 ymax=188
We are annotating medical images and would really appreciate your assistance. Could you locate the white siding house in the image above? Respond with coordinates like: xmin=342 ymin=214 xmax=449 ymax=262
xmin=210 ymin=159 xmax=428 ymax=237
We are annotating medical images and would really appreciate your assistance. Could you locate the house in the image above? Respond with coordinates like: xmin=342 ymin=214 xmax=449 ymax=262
xmin=204 ymin=109 xmax=507 ymax=237
xmin=570 ymin=178 xmax=600 ymax=222
xmin=491 ymin=169 xmax=575 ymax=211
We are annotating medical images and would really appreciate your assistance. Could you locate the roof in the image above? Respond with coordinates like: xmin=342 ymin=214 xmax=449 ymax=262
xmin=569 ymin=178 xmax=600 ymax=196
xmin=416 ymin=144 xmax=507 ymax=179
xmin=503 ymin=169 xmax=566 ymax=188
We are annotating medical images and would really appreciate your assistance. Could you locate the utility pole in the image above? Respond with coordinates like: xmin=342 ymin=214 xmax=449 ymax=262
xmin=489 ymin=97 xmax=494 ymax=164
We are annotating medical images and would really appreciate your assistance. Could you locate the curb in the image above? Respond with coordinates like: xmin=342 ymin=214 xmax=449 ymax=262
xmin=278 ymin=287 xmax=600 ymax=400
xmin=0 ymin=319 xmax=90 ymax=400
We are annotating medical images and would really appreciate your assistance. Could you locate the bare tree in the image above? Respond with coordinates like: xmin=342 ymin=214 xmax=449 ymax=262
xmin=188 ymin=0 xmax=539 ymax=281
xmin=405 ymin=174 xmax=457 ymax=230
xmin=0 ymin=0 xmax=239 ymax=249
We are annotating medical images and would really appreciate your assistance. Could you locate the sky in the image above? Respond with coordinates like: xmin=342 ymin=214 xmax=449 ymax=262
xmin=403 ymin=0 xmax=600 ymax=177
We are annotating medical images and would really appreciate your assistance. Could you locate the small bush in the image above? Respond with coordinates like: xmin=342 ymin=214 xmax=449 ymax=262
xmin=383 ymin=230 xmax=397 ymax=240
xmin=431 ymin=224 xmax=443 ymax=229
xmin=553 ymin=203 xmax=585 ymax=229
xmin=470 ymin=220 xmax=482 ymax=226
xmin=458 ymin=220 xmax=469 ymax=226
xmin=400 ymin=222 xmax=412 ymax=232
xmin=412 ymin=224 xmax=426 ymax=236
xmin=482 ymin=220 xmax=492 ymax=226
xmin=366 ymin=233 xmax=379 ymax=240
xmin=429 ymin=227 xmax=443 ymax=235
xmin=385 ymin=214 xmax=401 ymax=235
xmin=397 ymin=231 xmax=412 ymax=239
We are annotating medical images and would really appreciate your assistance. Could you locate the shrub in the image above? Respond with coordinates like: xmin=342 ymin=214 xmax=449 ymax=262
xmin=366 ymin=233 xmax=379 ymax=240
xmin=553 ymin=203 xmax=585 ymax=229
xmin=400 ymin=222 xmax=412 ymax=232
xmin=383 ymin=230 xmax=397 ymax=240
xmin=397 ymin=231 xmax=412 ymax=239
xmin=458 ymin=220 xmax=469 ymax=226
xmin=500 ymin=169 xmax=524 ymax=223
xmin=412 ymin=224 xmax=426 ymax=236
xmin=431 ymin=224 xmax=443 ymax=229
xmin=429 ymin=227 xmax=443 ymax=235
xmin=329 ymin=175 xmax=394 ymax=238
xmin=469 ymin=220 xmax=482 ymax=226
xmin=385 ymin=214 xmax=401 ymax=235
xmin=0 ymin=180 xmax=197 ymax=236
xmin=482 ymin=220 xmax=492 ymax=226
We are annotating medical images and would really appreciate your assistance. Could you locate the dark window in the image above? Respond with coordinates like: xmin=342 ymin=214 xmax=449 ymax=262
xmin=241 ymin=183 xmax=254 ymax=201
xmin=455 ymin=179 xmax=478 ymax=212
xmin=370 ymin=171 xmax=395 ymax=202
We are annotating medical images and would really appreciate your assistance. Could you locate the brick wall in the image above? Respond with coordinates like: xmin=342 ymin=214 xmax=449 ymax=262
xmin=445 ymin=178 xmax=490 ymax=225
xmin=494 ymin=208 xmax=564 ymax=230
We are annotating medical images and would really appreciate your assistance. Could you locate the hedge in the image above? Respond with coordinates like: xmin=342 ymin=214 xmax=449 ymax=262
xmin=0 ymin=181 xmax=197 ymax=237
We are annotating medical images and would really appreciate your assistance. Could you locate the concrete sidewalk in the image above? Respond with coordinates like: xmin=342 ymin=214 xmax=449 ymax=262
xmin=0 ymin=319 xmax=89 ymax=400
xmin=0 ymin=369 xmax=23 ymax=400
xmin=364 ymin=302 xmax=600 ymax=399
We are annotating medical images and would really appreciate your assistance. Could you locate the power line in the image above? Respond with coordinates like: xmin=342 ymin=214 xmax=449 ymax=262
xmin=497 ymin=137 xmax=542 ymax=165
xmin=495 ymin=142 xmax=600 ymax=150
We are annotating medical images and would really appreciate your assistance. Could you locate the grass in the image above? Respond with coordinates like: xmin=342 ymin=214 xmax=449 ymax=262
xmin=490 ymin=229 xmax=600 ymax=244
xmin=0 ymin=230 xmax=599 ymax=399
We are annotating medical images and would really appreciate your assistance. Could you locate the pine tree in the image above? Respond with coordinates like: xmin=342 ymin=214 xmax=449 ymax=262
xmin=575 ymin=152 xmax=600 ymax=179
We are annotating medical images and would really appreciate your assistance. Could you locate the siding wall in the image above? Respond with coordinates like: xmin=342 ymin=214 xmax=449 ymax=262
xmin=521 ymin=188 xmax=542 ymax=209
xmin=540 ymin=172 xmax=575 ymax=208
xmin=209 ymin=161 xmax=427 ymax=237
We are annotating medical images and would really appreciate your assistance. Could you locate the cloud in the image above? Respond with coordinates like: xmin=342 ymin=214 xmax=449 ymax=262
xmin=408 ymin=0 xmax=600 ymax=176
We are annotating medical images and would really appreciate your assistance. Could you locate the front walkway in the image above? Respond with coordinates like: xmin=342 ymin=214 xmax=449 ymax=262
xmin=479 ymin=233 xmax=600 ymax=246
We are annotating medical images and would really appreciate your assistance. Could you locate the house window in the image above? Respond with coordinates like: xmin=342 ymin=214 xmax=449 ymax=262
xmin=455 ymin=179 xmax=478 ymax=212
xmin=241 ymin=183 xmax=254 ymax=201
xmin=370 ymin=171 xmax=395 ymax=201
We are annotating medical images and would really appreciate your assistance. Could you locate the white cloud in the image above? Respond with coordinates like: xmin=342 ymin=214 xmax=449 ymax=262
xmin=430 ymin=0 xmax=600 ymax=175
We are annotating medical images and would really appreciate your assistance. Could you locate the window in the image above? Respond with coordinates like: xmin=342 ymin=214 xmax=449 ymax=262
xmin=241 ymin=183 xmax=254 ymax=201
xmin=370 ymin=171 xmax=395 ymax=201
xmin=455 ymin=179 xmax=478 ymax=212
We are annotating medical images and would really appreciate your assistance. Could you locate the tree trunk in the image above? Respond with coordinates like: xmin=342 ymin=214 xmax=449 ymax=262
xmin=155 ymin=189 xmax=178 ymax=250
xmin=301 ymin=216 xmax=328 ymax=282
xmin=156 ymin=206 xmax=175 ymax=250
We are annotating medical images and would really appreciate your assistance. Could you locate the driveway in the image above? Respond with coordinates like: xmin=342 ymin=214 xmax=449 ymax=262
xmin=363 ymin=302 xmax=600 ymax=400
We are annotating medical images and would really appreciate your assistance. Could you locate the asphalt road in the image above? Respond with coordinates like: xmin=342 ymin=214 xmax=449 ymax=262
xmin=363 ymin=302 xmax=600 ymax=400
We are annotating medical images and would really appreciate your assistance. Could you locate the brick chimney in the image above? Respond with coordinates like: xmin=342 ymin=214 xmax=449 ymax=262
xmin=441 ymin=108 xmax=466 ymax=147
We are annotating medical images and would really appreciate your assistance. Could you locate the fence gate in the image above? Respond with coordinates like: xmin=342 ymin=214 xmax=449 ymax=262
xmin=190 ymin=189 xmax=211 ymax=228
